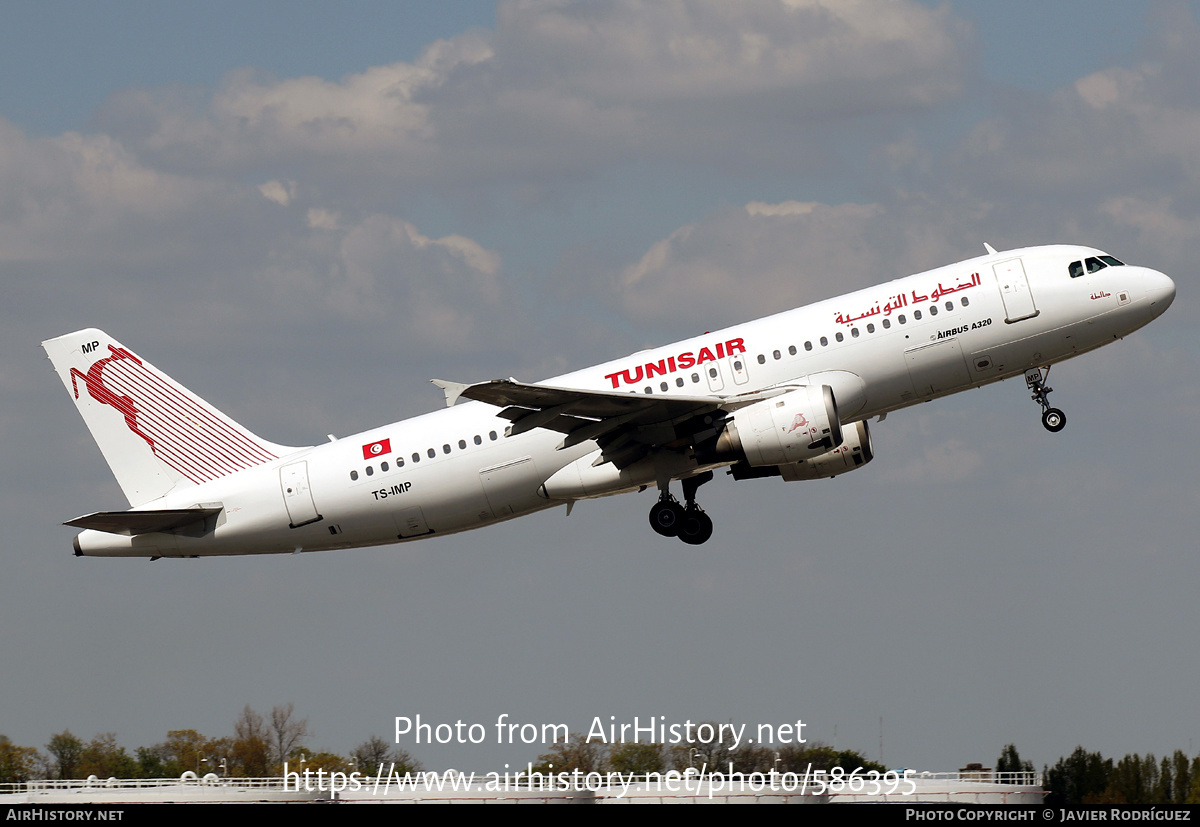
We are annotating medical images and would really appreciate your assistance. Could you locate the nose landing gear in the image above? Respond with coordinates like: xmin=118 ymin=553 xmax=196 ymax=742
xmin=1026 ymin=367 xmax=1066 ymax=432
xmin=648 ymin=470 xmax=714 ymax=544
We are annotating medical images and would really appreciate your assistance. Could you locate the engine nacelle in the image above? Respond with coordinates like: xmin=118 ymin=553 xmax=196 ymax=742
xmin=703 ymin=384 xmax=842 ymax=467
xmin=778 ymin=420 xmax=874 ymax=481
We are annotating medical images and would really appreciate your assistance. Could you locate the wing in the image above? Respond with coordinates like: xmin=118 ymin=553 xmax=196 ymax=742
xmin=432 ymin=377 xmax=786 ymax=469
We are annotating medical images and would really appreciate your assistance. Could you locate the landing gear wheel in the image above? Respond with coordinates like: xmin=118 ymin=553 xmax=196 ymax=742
xmin=678 ymin=506 xmax=713 ymax=545
xmin=649 ymin=498 xmax=685 ymax=537
xmin=1027 ymin=367 xmax=1067 ymax=434
xmin=1042 ymin=408 xmax=1066 ymax=433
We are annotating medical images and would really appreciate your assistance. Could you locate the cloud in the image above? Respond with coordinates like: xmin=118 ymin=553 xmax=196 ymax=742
xmin=88 ymin=0 xmax=969 ymax=196
xmin=612 ymin=196 xmax=985 ymax=331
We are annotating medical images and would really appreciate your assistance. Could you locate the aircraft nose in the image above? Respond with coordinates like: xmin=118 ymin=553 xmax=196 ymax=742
xmin=1144 ymin=268 xmax=1176 ymax=311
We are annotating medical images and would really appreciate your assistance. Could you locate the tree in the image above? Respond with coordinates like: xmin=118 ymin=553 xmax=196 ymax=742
xmin=46 ymin=731 xmax=84 ymax=779
xmin=996 ymin=744 xmax=1035 ymax=781
xmin=288 ymin=746 xmax=353 ymax=774
xmin=231 ymin=706 xmax=273 ymax=777
xmin=78 ymin=733 xmax=138 ymax=779
xmin=608 ymin=743 xmax=664 ymax=774
xmin=1044 ymin=747 xmax=1113 ymax=808
xmin=531 ymin=734 xmax=604 ymax=774
xmin=270 ymin=703 xmax=310 ymax=765
xmin=0 ymin=736 xmax=39 ymax=783
xmin=350 ymin=735 xmax=421 ymax=775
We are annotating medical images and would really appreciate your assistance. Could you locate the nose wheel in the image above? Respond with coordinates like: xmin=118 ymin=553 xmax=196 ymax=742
xmin=1026 ymin=367 xmax=1066 ymax=432
xmin=648 ymin=470 xmax=715 ymax=544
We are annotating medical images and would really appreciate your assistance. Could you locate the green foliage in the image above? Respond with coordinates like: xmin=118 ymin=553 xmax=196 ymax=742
xmin=0 ymin=735 xmax=39 ymax=783
xmin=996 ymin=743 xmax=1034 ymax=779
xmin=78 ymin=733 xmax=138 ymax=779
xmin=1044 ymin=747 xmax=1113 ymax=808
xmin=530 ymin=733 xmax=604 ymax=774
xmin=46 ymin=731 xmax=84 ymax=780
xmin=350 ymin=735 xmax=422 ymax=775
xmin=608 ymin=743 xmax=664 ymax=774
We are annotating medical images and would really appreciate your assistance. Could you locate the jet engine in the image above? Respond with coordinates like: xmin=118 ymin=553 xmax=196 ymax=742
xmin=727 ymin=420 xmax=873 ymax=482
xmin=697 ymin=384 xmax=842 ymax=467
xmin=778 ymin=420 xmax=873 ymax=480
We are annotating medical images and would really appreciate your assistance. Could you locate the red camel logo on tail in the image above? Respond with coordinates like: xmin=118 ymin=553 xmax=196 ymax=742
xmin=70 ymin=346 xmax=155 ymax=450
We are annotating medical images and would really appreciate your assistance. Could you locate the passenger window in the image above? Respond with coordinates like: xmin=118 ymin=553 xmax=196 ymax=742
xmin=676 ymin=377 xmax=684 ymax=387
xmin=427 ymin=448 xmax=435 ymax=459
xmin=851 ymin=327 xmax=859 ymax=338
xmin=820 ymin=336 xmax=828 ymax=346
xmin=866 ymin=323 xmax=874 ymax=333
xmin=961 ymin=296 xmax=969 ymax=307
xmin=756 ymin=354 xmax=765 ymax=364
xmin=458 ymin=439 xmax=466 ymax=450
xmin=489 ymin=431 xmax=498 ymax=441
xmin=350 ymin=470 xmax=358 ymax=481
xmin=914 ymin=309 xmax=922 ymax=320
xmin=929 ymin=305 xmax=938 ymax=316
xmin=898 ymin=314 xmax=906 ymax=324
xmin=945 ymin=301 xmax=953 ymax=311
xmin=412 ymin=453 xmax=420 ymax=463
xmin=443 ymin=444 xmax=451 ymax=454
xmin=805 ymin=341 xmax=813 ymax=351
xmin=691 ymin=373 xmax=699 ymax=383
xmin=773 ymin=350 xmax=781 ymax=360
xmin=474 ymin=435 xmax=482 ymax=445
xmin=882 ymin=318 xmax=891 ymax=329
xmin=381 ymin=461 xmax=389 ymax=472
xmin=366 ymin=466 xmax=374 ymax=476
xmin=397 ymin=457 xmax=405 ymax=467
xmin=660 ymin=382 xmax=668 ymax=392
xmin=835 ymin=332 xmax=844 ymax=342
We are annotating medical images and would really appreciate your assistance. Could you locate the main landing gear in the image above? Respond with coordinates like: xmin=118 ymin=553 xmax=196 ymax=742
xmin=1026 ymin=366 xmax=1066 ymax=433
xmin=648 ymin=471 xmax=714 ymax=545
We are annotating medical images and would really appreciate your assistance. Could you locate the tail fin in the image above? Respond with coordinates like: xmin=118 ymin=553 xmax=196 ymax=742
xmin=42 ymin=329 xmax=302 ymax=507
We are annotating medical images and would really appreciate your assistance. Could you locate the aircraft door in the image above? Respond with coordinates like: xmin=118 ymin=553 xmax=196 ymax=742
xmin=993 ymin=258 xmax=1039 ymax=323
xmin=280 ymin=461 xmax=322 ymax=528
xmin=729 ymin=355 xmax=750 ymax=385
xmin=705 ymin=363 xmax=725 ymax=392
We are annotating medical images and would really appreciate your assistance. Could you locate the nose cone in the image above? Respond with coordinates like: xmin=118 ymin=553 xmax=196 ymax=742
xmin=1144 ymin=268 xmax=1176 ymax=314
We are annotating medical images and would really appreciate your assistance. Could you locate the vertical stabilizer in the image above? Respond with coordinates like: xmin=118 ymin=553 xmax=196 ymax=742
xmin=42 ymin=329 xmax=303 ymax=506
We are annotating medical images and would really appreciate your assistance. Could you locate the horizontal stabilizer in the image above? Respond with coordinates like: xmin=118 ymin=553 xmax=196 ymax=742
xmin=65 ymin=507 xmax=224 ymax=536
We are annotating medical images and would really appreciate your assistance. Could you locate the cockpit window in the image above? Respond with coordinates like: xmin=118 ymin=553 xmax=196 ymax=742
xmin=1099 ymin=255 xmax=1125 ymax=267
xmin=1069 ymin=255 xmax=1124 ymax=278
xmin=1086 ymin=257 xmax=1106 ymax=274
xmin=1069 ymin=261 xmax=1085 ymax=278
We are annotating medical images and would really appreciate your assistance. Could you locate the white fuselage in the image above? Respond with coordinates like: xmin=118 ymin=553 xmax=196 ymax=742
xmin=72 ymin=245 xmax=1175 ymax=557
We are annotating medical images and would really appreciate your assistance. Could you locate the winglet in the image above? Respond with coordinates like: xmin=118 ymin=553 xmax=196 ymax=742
xmin=431 ymin=379 xmax=470 ymax=407
xmin=984 ymin=242 xmax=997 ymax=255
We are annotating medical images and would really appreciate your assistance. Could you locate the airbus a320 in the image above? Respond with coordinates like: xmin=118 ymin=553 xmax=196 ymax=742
xmin=43 ymin=244 xmax=1175 ymax=557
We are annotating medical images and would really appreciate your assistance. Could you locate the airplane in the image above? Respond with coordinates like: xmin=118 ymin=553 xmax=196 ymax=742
xmin=44 ymin=243 xmax=1175 ymax=558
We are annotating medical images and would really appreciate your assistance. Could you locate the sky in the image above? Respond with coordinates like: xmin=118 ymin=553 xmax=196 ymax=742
xmin=1 ymin=0 xmax=1197 ymax=776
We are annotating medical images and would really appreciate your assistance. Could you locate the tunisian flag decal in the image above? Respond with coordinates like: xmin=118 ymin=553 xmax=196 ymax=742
xmin=362 ymin=438 xmax=391 ymax=460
